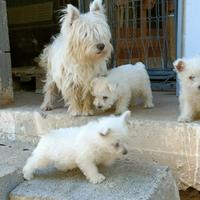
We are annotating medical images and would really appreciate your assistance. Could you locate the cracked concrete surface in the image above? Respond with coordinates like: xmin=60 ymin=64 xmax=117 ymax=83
xmin=1 ymin=91 xmax=200 ymax=191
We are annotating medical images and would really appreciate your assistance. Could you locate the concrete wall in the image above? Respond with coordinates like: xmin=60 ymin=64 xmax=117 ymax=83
xmin=182 ymin=0 xmax=200 ymax=57
xmin=0 ymin=0 xmax=13 ymax=106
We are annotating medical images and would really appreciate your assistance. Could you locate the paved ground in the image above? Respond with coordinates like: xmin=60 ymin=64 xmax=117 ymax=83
xmin=0 ymin=140 xmax=179 ymax=200
xmin=10 ymin=159 xmax=180 ymax=200
xmin=1 ymin=91 xmax=200 ymax=199
xmin=1 ymin=91 xmax=180 ymax=122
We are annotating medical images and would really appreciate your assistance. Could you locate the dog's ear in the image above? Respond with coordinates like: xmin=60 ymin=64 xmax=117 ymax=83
xmin=173 ymin=59 xmax=185 ymax=73
xmin=121 ymin=110 xmax=131 ymax=124
xmin=99 ymin=128 xmax=111 ymax=136
xmin=66 ymin=4 xmax=80 ymax=25
xmin=90 ymin=0 xmax=105 ymax=13
xmin=60 ymin=4 xmax=80 ymax=33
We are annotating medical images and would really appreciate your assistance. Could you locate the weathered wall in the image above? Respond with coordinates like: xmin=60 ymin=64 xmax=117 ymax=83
xmin=0 ymin=0 xmax=13 ymax=106
xmin=182 ymin=0 xmax=200 ymax=57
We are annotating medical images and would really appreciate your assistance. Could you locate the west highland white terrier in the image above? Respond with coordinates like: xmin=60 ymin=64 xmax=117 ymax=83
xmin=174 ymin=55 xmax=200 ymax=122
xmin=91 ymin=63 xmax=154 ymax=114
xmin=23 ymin=111 xmax=130 ymax=184
xmin=39 ymin=0 xmax=113 ymax=116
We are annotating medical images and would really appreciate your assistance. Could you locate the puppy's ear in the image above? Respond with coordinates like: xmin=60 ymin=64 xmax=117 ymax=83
xmin=173 ymin=59 xmax=185 ymax=73
xmin=99 ymin=128 xmax=111 ymax=136
xmin=121 ymin=110 xmax=131 ymax=124
xmin=60 ymin=4 xmax=80 ymax=33
xmin=90 ymin=0 xmax=105 ymax=13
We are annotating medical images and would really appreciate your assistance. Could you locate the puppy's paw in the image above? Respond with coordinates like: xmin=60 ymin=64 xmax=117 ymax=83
xmin=144 ymin=103 xmax=154 ymax=109
xmin=178 ymin=116 xmax=192 ymax=123
xmin=89 ymin=174 xmax=105 ymax=184
xmin=40 ymin=103 xmax=53 ymax=111
xmin=23 ymin=169 xmax=34 ymax=181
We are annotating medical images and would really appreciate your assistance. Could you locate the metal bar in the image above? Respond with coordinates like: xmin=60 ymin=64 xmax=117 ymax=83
xmin=175 ymin=0 xmax=183 ymax=95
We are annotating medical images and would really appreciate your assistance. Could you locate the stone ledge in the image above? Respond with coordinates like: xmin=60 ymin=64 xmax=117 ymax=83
xmin=9 ymin=160 xmax=180 ymax=200
xmin=1 ymin=91 xmax=200 ymax=191
xmin=0 ymin=164 xmax=23 ymax=200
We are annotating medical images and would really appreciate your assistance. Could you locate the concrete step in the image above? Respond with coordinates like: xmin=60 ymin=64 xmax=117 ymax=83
xmin=0 ymin=140 xmax=34 ymax=200
xmin=1 ymin=91 xmax=200 ymax=191
xmin=0 ymin=139 xmax=180 ymax=200
xmin=9 ymin=160 xmax=180 ymax=200
xmin=0 ymin=164 xmax=23 ymax=200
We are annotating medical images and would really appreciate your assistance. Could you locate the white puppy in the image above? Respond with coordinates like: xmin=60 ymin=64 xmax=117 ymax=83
xmin=39 ymin=0 xmax=113 ymax=116
xmin=174 ymin=56 xmax=200 ymax=122
xmin=23 ymin=111 xmax=130 ymax=184
xmin=91 ymin=63 xmax=154 ymax=114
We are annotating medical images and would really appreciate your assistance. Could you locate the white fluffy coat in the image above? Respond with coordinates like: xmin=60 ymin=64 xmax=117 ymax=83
xmin=23 ymin=111 xmax=130 ymax=184
xmin=91 ymin=63 xmax=154 ymax=114
xmin=40 ymin=0 xmax=113 ymax=116
xmin=174 ymin=55 xmax=200 ymax=122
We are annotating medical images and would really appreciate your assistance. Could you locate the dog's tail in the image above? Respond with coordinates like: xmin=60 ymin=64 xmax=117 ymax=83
xmin=34 ymin=111 xmax=56 ymax=136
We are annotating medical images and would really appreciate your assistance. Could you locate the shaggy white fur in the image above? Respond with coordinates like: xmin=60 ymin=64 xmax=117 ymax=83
xmin=91 ymin=63 xmax=154 ymax=114
xmin=23 ymin=111 xmax=130 ymax=184
xmin=174 ymin=55 xmax=200 ymax=122
xmin=39 ymin=0 xmax=113 ymax=116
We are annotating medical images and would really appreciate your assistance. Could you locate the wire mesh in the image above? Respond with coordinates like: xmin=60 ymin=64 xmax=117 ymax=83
xmin=106 ymin=0 xmax=176 ymax=70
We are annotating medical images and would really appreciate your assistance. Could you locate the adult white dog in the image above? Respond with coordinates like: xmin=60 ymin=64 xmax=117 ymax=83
xmin=91 ymin=63 xmax=154 ymax=114
xmin=174 ymin=56 xmax=200 ymax=122
xmin=39 ymin=0 xmax=113 ymax=116
xmin=23 ymin=111 xmax=130 ymax=184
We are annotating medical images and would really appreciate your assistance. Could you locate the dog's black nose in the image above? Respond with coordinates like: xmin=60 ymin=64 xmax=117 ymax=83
xmin=97 ymin=43 xmax=105 ymax=51
xmin=123 ymin=149 xmax=128 ymax=155
xmin=97 ymin=105 xmax=102 ymax=109
xmin=198 ymin=85 xmax=200 ymax=90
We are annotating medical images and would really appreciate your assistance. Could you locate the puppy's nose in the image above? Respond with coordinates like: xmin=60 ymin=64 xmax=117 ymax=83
xmin=123 ymin=149 xmax=128 ymax=155
xmin=97 ymin=43 xmax=105 ymax=51
xmin=198 ymin=85 xmax=200 ymax=90
xmin=97 ymin=105 xmax=102 ymax=109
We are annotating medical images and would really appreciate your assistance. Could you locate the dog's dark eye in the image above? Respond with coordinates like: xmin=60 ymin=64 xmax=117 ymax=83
xmin=103 ymin=96 xmax=108 ymax=100
xmin=115 ymin=142 xmax=119 ymax=148
xmin=189 ymin=75 xmax=195 ymax=80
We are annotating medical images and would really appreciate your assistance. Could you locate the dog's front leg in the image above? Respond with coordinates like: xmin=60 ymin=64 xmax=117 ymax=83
xmin=77 ymin=159 xmax=105 ymax=184
xmin=65 ymin=87 xmax=83 ymax=116
xmin=82 ymin=93 xmax=94 ymax=116
xmin=178 ymin=99 xmax=193 ymax=122
xmin=115 ymin=94 xmax=131 ymax=115
xmin=41 ymin=75 xmax=57 ymax=111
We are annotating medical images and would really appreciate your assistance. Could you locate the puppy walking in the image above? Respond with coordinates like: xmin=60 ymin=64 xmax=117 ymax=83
xmin=91 ymin=62 xmax=154 ymax=114
xmin=23 ymin=111 xmax=130 ymax=184
xmin=174 ymin=56 xmax=200 ymax=122
xmin=40 ymin=0 xmax=113 ymax=116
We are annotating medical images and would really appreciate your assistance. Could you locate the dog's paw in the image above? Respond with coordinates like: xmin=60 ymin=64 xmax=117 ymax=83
xmin=144 ymin=103 xmax=154 ymax=109
xmin=69 ymin=110 xmax=82 ymax=116
xmin=89 ymin=174 xmax=106 ymax=184
xmin=82 ymin=110 xmax=94 ymax=116
xmin=115 ymin=108 xmax=126 ymax=115
xmin=178 ymin=116 xmax=192 ymax=123
xmin=40 ymin=104 xmax=53 ymax=111
xmin=23 ymin=170 xmax=34 ymax=181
